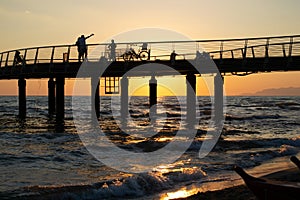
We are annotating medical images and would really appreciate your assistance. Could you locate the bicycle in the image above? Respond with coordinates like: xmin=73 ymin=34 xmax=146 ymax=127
xmin=122 ymin=43 xmax=150 ymax=61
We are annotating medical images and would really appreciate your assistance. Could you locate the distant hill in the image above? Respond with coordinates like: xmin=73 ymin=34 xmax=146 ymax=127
xmin=242 ymin=87 xmax=300 ymax=96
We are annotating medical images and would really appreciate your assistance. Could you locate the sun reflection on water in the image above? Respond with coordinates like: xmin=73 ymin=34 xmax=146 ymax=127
xmin=160 ymin=186 xmax=200 ymax=200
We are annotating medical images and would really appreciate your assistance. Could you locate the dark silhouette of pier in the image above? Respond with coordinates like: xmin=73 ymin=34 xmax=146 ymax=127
xmin=1 ymin=34 xmax=300 ymax=123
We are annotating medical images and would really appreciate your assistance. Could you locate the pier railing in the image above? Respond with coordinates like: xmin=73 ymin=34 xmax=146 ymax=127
xmin=1 ymin=34 xmax=300 ymax=68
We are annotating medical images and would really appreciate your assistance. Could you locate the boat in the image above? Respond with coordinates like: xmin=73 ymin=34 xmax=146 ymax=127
xmin=291 ymin=156 xmax=300 ymax=170
xmin=234 ymin=166 xmax=300 ymax=200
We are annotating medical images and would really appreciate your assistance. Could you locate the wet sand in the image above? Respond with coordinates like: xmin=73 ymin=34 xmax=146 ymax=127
xmin=177 ymin=185 xmax=256 ymax=200
xmin=177 ymin=167 xmax=300 ymax=200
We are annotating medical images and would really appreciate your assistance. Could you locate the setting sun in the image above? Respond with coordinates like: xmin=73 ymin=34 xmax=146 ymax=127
xmin=0 ymin=1 xmax=299 ymax=200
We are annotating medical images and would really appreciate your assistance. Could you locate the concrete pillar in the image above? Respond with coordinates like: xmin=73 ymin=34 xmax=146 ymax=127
xmin=186 ymin=73 xmax=196 ymax=128
xmin=91 ymin=77 xmax=100 ymax=118
xmin=48 ymin=78 xmax=55 ymax=116
xmin=121 ymin=76 xmax=129 ymax=122
xmin=214 ymin=74 xmax=224 ymax=125
xmin=18 ymin=78 xmax=26 ymax=119
xmin=56 ymin=77 xmax=65 ymax=123
xmin=149 ymin=76 xmax=157 ymax=119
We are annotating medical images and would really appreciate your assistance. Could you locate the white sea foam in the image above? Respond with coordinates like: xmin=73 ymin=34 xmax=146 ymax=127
xmin=29 ymin=168 xmax=206 ymax=200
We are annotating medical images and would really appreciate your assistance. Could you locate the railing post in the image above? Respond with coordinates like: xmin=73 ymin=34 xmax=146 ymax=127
xmin=196 ymin=42 xmax=200 ymax=52
xmin=287 ymin=36 xmax=294 ymax=68
xmin=243 ymin=40 xmax=248 ymax=59
xmin=265 ymin=39 xmax=269 ymax=58
xmin=50 ymin=47 xmax=55 ymax=64
xmin=282 ymin=44 xmax=286 ymax=58
xmin=288 ymin=37 xmax=293 ymax=57
xmin=230 ymin=50 xmax=234 ymax=59
xmin=34 ymin=48 xmax=39 ymax=65
xmin=264 ymin=39 xmax=270 ymax=69
xmin=23 ymin=50 xmax=27 ymax=66
xmin=219 ymin=41 xmax=223 ymax=61
xmin=251 ymin=47 xmax=255 ymax=58
xmin=5 ymin=52 xmax=9 ymax=67
xmin=67 ymin=46 xmax=71 ymax=62
xmin=13 ymin=51 xmax=16 ymax=67
xmin=0 ymin=53 xmax=3 ymax=68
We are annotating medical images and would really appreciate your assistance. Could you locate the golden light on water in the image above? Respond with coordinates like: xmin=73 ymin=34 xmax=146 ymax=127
xmin=155 ymin=166 xmax=207 ymax=199
xmin=160 ymin=187 xmax=200 ymax=200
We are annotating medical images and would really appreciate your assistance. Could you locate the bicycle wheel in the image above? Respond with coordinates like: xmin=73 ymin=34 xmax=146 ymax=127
xmin=123 ymin=53 xmax=130 ymax=61
xmin=129 ymin=55 xmax=134 ymax=61
xmin=139 ymin=51 xmax=149 ymax=61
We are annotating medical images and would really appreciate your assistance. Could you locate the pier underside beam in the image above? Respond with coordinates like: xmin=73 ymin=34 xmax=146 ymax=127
xmin=48 ymin=78 xmax=55 ymax=116
xmin=91 ymin=77 xmax=100 ymax=119
xmin=18 ymin=78 xmax=26 ymax=119
xmin=149 ymin=76 xmax=157 ymax=120
xmin=186 ymin=73 xmax=196 ymax=128
xmin=56 ymin=77 xmax=65 ymax=123
xmin=121 ymin=76 xmax=129 ymax=123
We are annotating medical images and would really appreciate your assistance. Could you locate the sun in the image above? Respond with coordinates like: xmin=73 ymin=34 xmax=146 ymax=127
xmin=130 ymin=84 xmax=178 ymax=97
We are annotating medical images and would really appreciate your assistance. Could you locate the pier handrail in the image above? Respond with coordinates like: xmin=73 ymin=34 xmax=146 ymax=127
xmin=1 ymin=34 xmax=300 ymax=68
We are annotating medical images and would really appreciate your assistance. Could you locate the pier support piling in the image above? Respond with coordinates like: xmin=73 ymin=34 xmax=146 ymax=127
xmin=121 ymin=76 xmax=129 ymax=123
xmin=91 ymin=77 xmax=100 ymax=119
xmin=214 ymin=75 xmax=224 ymax=125
xmin=186 ymin=73 xmax=196 ymax=128
xmin=48 ymin=78 xmax=55 ymax=116
xmin=18 ymin=78 xmax=26 ymax=119
xmin=55 ymin=77 xmax=65 ymax=123
xmin=149 ymin=76 xmax=157 ymax=120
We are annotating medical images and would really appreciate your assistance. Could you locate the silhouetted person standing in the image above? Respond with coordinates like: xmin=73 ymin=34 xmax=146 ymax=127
xmin=108 ymin=39 xmax=117 ymax=61
xmin=76 ymin=33 xmax=94 ymax=62
xmin=170 ymin=50 xmax=177 ymax=65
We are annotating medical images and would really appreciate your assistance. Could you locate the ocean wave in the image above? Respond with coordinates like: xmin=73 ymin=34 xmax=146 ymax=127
xmin=225 ymin=114 xmax=282 ymax=121
xmin=235 ymin=144 xmax=299 ymax=168
xmin=276 ymin=102 xmax=300 ymax=110
xmin=219 ymin=136 xmax=300 ymax=150
xmin=10 ymin=168 xmax=205 ymax=200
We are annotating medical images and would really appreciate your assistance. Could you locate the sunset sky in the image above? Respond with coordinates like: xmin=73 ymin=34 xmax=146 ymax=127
xmin=0 ymin=0 xmax=300 ymax=96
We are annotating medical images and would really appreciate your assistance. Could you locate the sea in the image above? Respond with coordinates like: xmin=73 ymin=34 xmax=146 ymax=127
xmin=0 ymin=96 xmax=299 ymax=199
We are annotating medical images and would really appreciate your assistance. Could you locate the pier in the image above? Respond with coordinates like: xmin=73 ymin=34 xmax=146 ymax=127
xmin=1 ymin=34 xmax=300 ymax=124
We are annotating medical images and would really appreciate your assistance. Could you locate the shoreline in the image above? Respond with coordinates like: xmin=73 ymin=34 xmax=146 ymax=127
xmin=175 ymin=166 xmax=300 ymax=200
xmin=177 ymin=185 xmax=256 ymax=200
xmin=162 ymin=155 xmax=300 ymax=200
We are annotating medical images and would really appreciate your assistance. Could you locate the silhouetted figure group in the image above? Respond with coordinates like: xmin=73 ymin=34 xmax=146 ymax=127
xmin=76 ymin=33 xmax=94 ymax=62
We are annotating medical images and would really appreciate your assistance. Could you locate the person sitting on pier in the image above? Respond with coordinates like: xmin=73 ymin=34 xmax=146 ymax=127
xmin=14 ymin=50 xmax=25 ymax=66
xmin=141 ymin=43 xmax=148 ymax=51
